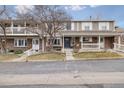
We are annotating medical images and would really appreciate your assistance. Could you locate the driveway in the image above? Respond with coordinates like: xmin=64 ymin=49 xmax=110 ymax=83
xmin=0 ymin=59 xmax=124 ymax=88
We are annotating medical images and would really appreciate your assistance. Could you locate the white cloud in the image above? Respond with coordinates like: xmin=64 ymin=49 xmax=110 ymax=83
xmin=90 ymin=5 xmax=100 ymax=8
xmin=65 ymin=5 xmax=86 ymax=11
xmin=15 ymin=5 xmax=34 ymax=14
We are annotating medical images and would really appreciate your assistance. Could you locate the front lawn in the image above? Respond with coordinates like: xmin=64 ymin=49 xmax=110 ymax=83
xmin=28 ymin=52 xmax=65 ymax=61
xmin=0 ymin=54 xmax=20 ymax=61
xmin=73 ymin=51 xmax=122 ymax=59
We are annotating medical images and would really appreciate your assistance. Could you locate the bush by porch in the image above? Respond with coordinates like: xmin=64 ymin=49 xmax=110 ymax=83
xmin=73 ymin=51 xmax=122 ymax=59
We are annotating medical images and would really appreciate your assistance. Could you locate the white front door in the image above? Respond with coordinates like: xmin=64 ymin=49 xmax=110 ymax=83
xmin=32 ymin=39 xmax=39 ymax=51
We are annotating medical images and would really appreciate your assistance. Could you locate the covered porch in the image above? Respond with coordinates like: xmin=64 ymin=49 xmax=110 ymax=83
xmin=61 ymin=31 xmax=119 ymax=52
xmin=62 ymin=35 xmax=115 ymax=52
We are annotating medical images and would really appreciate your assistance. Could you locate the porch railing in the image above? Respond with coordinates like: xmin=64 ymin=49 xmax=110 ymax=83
xmin=81 ymin=43 xmax=99 ymax=49
xmin=114 ymin=43 xmax=124 ymax=50
xmin=0 ymin=27 xmax=36 ymax=35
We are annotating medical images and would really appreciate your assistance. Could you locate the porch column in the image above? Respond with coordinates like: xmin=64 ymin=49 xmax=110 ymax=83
xmin=98 ymin=35 xmax=101 ymax=49
xmin=42 ymin=38 xmax=45 ymax=52
xmin=24 ymin=21 xmax=26 ymax=34
xmin=118 ymin=35 xmax=121 ymax=49
xmin=80 ymin=36 xmax=83 ymax=49
xmin=62 ymin=34 xmax=64 ymax=52
xmin=11 ymin=21 xmax=13 ymax=34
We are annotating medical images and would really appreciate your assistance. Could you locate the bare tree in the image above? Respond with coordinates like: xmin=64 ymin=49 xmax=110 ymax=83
xmin=0 ymin=5 xmax=8 ymax=54
xmin=0 ymin=5 xmax=14 ymax=54
xmin=17 ymin=5 xmax=71 ymax=51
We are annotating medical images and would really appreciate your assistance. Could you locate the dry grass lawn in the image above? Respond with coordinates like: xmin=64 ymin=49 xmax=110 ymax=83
xmin=0 ymin=54 xmax=20 ymax=61
xmin=73 ymin=51 xmax=122 ymax=59
xmin=28 ymin=53 xmax=65 ymax=60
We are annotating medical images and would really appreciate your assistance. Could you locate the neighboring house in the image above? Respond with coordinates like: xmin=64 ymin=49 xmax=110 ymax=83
xmin=0 ymin=19 xmax=124 ymax=53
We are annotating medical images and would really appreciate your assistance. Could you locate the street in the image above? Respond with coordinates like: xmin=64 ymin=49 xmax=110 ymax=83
xmin=0 ymin=59 xmax=124 ymax=88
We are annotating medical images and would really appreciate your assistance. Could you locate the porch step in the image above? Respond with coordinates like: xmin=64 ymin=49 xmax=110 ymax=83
xmin=65 ymin=49 xmax=74 ymax=61
xmin=24 ymin=49 xmax=40 ymax=56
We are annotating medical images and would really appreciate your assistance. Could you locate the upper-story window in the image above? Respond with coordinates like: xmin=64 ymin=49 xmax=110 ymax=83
xmin=63 ymin=22 xmax=71 ymax=30
xmin=84 ymin=26 xmax=90 ymax=30
xmin=99 ymin=22 xmax=109 ymax=31
xmin=101 ymin=26 xmax=107 ymax=30
xmin=66 ymin=22 xmax=71 ymax=30
xmin=82 ymin=22 xmax=92 ymax=31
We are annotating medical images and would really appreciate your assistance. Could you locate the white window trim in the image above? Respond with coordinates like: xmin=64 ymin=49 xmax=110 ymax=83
xmin=82 ymin=22 xmax=92 ymax=31
xmin=53 ymin=38 xmax=62 ymax=46
xmin=99 ymin=22 xmax=109 ymax=31
xmin=71 ymin=22 xmax=75 ymax=31
xmin=14 ymin=38 xmax=27 ymax=47
xmin=84 ymin=26 xmax=90 ymax=31
xmin=47 ymin=37 xmax=62 ymax=46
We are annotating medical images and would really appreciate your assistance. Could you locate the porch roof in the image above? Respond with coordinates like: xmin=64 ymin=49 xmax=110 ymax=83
xmin=61 ymin=31 xmax=124 ymax=36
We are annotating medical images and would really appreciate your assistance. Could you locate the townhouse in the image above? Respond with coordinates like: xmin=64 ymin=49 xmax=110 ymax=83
xmin=0 ymin=19 xmax=124 ymax=53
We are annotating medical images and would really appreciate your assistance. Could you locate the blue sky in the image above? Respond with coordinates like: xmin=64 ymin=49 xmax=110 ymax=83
xmin=63 ymin=5 xmax=124 ymax=28
xmin=6 ymin=5 xmax=124 ymax=28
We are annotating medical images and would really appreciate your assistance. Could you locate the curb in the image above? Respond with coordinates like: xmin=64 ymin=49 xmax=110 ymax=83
xmin=74 ymin=57 xmax=124 ymax=61
xmin=0 ymin=59 xmax=66 ymax=63
xmin=1 ymin=57 xmax=124 ymax=63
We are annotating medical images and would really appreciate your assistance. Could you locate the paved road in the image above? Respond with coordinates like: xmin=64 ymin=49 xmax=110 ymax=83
xmin=1 ymin=84 xmax=124 ymax=88
xmin=0 ymin=59 xmax=124 ymax=74
xmin=0 ymin=59 xmax=124 ymax=88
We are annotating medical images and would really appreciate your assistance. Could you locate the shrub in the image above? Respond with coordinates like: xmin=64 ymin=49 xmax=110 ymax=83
xmin=14 ymin=50 xmax=23 ymax=54
xmin=8 ymin=50 xmax=14 ymax=53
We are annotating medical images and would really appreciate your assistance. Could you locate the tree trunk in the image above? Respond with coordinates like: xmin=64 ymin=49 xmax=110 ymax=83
xmin=49 ymin=35 xmax=54 ymax=52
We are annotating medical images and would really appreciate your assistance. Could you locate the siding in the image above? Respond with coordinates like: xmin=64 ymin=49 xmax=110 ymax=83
xmin=92 ymin=22 xmax=98 ymax=31
xmin=6 ymin=38 xmax=33 ymax=52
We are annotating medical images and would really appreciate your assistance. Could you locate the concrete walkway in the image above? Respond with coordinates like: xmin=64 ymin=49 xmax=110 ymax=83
xmin=65 ymin=49 xmax=74 ymax=60
xmin=11 ymin=54 xmax=27 ymax=62
xmin=0 ymin=72 xmax=124 ymax=86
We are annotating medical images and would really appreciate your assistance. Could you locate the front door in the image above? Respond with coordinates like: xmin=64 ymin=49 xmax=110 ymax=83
xmin=64 ymin=37 xmax=71 ymax=48
xmin=100 ymin=37 xmax=104 ymax=49
xmin=32 ymin=39 xmax=39 ymax=51
xmin=105 ymin=37 xmax=114 ymax=49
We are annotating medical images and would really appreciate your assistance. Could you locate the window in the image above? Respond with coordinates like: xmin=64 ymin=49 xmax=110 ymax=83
xmin=82 ymin=22 xmax=92 ymax=30
xmin=83 ymin=37 xmax=92 ymax=42
xmin=53 ymin=38 xmax=61 ymax=45
xmin=101 ymin=26 xmax=107 ymax=30
xmin=85 ymin=26 xmax=90 ymax=30
xmin=13 ymin=24 xmax=18 ymax=27
xmin=66 ymin=22 xmax=71 ymax=30
xmin=99 ymin=22 xmax=109 ymax=30
xmin=14 ymin=39 xmax=27 ymax=47
xmin=47 ymin=38 xmax=61 ymax=46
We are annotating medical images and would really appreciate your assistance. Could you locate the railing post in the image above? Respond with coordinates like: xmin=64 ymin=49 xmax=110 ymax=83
xmin=113 ymin=43 xmax=116 ymax=50
xmin=80 ymin=36 xmax=83 ymax=49
xmin=118 ymin=36 xmax=121 ymax=49
xmin=42 ymin=38 xmax=45 ymax=52
xmin=11 ymin=21 xmax=13 ymax=34
xmin=62 ymin=34 xmax=64 ymax=52
xmin=98 ymin=35 xmax=101 ymax=49
xmin=24 ymin=21 xmax=27 ymax=34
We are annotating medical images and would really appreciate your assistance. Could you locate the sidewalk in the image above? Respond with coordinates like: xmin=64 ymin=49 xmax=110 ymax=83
xmin=0 ymin=72 xmax=124 ymax=86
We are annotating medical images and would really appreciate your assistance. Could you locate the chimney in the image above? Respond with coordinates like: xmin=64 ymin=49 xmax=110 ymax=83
xmin=90 ymin=16 xmax=92 ymax=20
